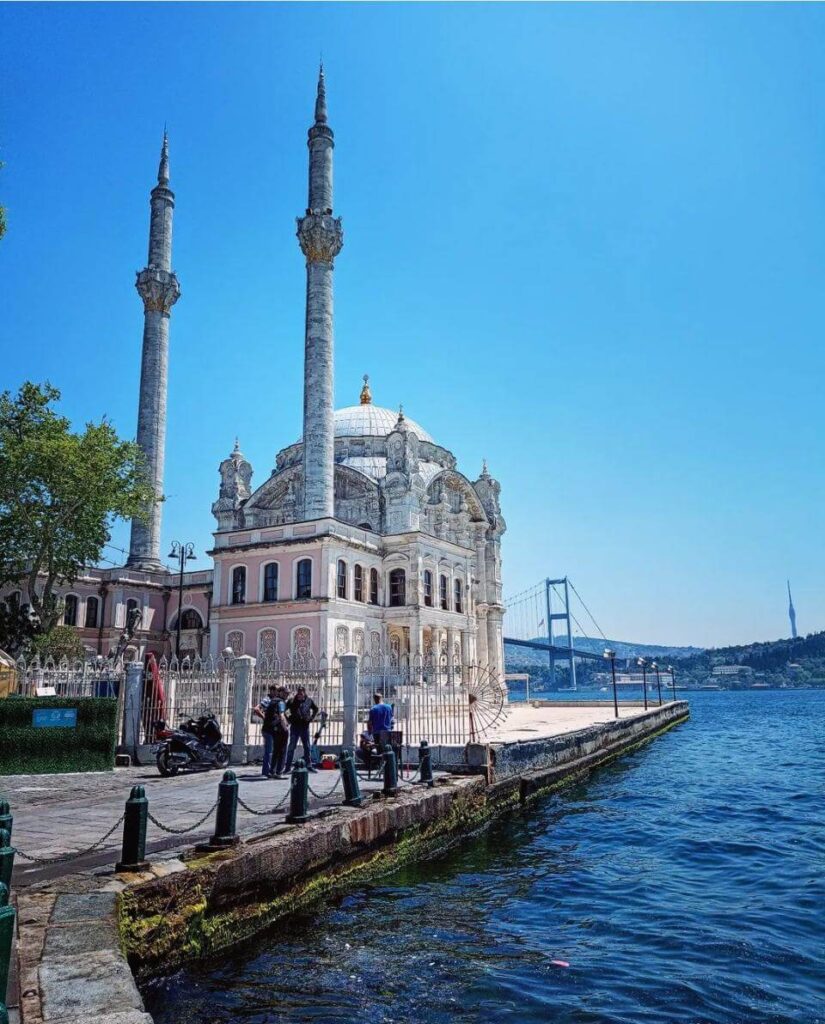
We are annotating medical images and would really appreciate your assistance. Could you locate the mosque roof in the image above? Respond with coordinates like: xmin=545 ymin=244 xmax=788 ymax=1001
xmin=332 ymin=404 xmax=434 ymax=443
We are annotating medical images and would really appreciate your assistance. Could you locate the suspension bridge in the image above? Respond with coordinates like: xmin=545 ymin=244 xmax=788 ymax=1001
xmin=503 ymin=577 xmax=676 ymax=695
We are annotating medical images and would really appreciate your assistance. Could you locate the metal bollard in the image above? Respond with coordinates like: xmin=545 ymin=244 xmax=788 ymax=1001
xmin=339 ymin=749 xmax=363 ymax=808
xmin=0 ymin=802 xmax=11 ymax=841
xmin=285 ymin=759 xmax=309 ymax=824
xmin=211 ymin=771 xmax=240 ymax=847
xmin=0 ymin=883 xmax=7 ymax=909
xmin=0 ymin=832 xmax=13 ymax=894
xmin=0 ymin=900 xmax=14 ymax=1015
xmin=418 ymin=740 xmax=434 ymax=788
xmin=116 ymin=785 xmax=149 ymax=873
xmin=382 ymin=743 xmax=399 ymax=797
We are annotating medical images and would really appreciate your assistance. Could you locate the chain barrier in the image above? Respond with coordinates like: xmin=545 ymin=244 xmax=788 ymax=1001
xmin=307 ymin=773 xmax=343 ymax=802
xmin=237 ymin=788 xmax=291 ymax=816
xmin=147 ymin=801 xmax=218 ymax=836
xmin=14 ymin=814 xmax=126 ymax=865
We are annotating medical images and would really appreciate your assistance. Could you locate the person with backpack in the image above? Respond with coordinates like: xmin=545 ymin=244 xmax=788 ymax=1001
xmin=254 ymin=685 xmax=289 ymax=778
xmin=284 ymin=685 xmax=319 ymax=773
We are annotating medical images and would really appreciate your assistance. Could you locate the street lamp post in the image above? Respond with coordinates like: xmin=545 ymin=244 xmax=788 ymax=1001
xmin=667 ymin=664 xmax=677 ymax=702
xmin=651 ymin=661 xmax=663 ymax=705
xmin=604 ymin=648 xmax=618 ymax=719
xmin=637 ymin=656 xmax=649 ymax=711
xmin=168 ymin=541 xmax=196 ymax=659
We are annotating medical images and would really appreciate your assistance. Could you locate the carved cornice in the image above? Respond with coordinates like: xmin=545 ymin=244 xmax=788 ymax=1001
xmin=296 ymin=213 xmax=343 ymax=265
xmin=136 ymin=268 xmax=181 ymax=313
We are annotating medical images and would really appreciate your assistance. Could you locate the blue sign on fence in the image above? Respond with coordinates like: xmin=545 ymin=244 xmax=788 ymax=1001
xmin=32 ymin=707 xmax=78 ymax=729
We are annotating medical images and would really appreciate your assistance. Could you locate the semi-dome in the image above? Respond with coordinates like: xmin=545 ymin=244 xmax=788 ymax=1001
xmin=333 ymin=404 xmax=433 ymax=443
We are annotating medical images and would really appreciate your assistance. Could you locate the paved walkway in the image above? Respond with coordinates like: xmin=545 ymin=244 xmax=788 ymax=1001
xmin=5 ymin=762 xmax=406 ymax=887
xmin=490 ymin=700 xmax=656 ymax=743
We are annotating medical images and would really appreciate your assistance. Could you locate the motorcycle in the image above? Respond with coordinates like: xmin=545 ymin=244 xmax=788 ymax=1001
xmin=153 ymin=712 xmax=231 ymax=776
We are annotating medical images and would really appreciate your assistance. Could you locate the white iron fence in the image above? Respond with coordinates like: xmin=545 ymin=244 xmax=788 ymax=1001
xmin=139 ymin=654 xmax=235 ymax=745
xmin=249 ymin=654 xmax=343 ymax=747
xmin=12 ymin=656 xmax=124 ymax=699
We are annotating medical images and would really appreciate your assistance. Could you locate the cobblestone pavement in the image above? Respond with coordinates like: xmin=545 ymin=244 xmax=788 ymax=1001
xmin=4 ymin=760 xmax=417 ymax=886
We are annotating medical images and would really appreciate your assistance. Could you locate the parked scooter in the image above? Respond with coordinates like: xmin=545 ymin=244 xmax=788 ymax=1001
xmin=154 ymin=712 xmax=231 ymax=776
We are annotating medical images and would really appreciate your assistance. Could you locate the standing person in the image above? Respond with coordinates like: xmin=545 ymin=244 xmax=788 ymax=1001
xmin=253 ymin=685 xmax=279 ymax=779
xmin=269 ymin=685 xmax=290 ymax=778
xmin=368 ymin=692 xmax=394 ymax=750
xmin=284 ymin=685 xmax=319 ymax=772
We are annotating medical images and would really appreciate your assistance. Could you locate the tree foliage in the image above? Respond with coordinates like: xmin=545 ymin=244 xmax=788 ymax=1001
xmin=0 ymin=382 xmax=154 ymax=633
xmin=30 ymin=624 xmax=85 ymax=663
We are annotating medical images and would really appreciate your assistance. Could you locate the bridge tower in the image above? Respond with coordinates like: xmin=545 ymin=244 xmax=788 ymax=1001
xmin=545 ymin=577 xmax=578 ymax=690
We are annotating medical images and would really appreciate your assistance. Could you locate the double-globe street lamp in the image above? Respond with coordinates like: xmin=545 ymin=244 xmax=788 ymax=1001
xmin=651 ymin=661 xmax=663 ymax=706
xmin=603 ymin=648 xmax=619 ymax=719
xmin=168 ymin=541 xmax=196 ymax=659
xmin=637 ymin=656 xmax=649 ymax=711
xmin=667 ymin=664 xmax=677 ymax=701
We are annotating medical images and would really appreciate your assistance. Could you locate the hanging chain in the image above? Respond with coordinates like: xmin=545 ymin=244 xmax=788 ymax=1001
xmin=147 ymin=801 xmax=218 ymax=835
xmin=15 ymin=814 xmax=126 ymax=865
xmin=237 ymin=788 xmax=291 ymax=816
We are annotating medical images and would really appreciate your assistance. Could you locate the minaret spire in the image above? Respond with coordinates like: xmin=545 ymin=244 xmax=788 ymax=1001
xmin=127 ymin=131 xmax=181 ymax=570
xmin=788 ymin=580 xmax=798 ymax=639
xmin=297 ymin=66 xmax=343 ymax=521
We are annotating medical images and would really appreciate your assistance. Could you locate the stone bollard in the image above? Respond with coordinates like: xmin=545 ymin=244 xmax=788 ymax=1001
xmin=417 ymin=740 xmax=434 ymax=788
xmin=0 ymin=832 xmax=13 ymax=894
xmin=210 ymin=771 xmax=240 ymax=847
xmin=0 ymin=802 xmax=11 ymax=841
xmin=116 ymin=785 xmax=149 ymax=873
xmin=0 ymin=899 xmax=14 ymax=1016
xmin=285 ymin=759 xmax=309 ymax=824
xmin=339 ymin=749 xmax=363 ymax=808
xmin=382 ymin=743 xmax=399 ymax=797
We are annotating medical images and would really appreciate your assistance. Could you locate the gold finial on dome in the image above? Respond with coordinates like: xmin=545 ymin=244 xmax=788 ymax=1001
xmin=360 ymin=374 xmax=372 ymax=405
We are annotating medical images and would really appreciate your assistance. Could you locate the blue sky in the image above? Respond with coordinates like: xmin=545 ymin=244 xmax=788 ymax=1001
xmin=2 ymin=3 xmax=823 ymax=648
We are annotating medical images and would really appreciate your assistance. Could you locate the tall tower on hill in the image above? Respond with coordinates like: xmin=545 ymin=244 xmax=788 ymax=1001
xmin=297 ymin=65 xmax=344 ymax=521
xmin=127 ymin=132 xmax=181 ymax=570
xmin=787 ymin=580 xmax=798 ymax=639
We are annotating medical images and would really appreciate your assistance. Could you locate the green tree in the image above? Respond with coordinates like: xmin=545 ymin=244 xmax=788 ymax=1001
xmin=0 ymin=382 xmax=154 ymax=633
xmin=30 ymin=624 xmax=84 ymax=663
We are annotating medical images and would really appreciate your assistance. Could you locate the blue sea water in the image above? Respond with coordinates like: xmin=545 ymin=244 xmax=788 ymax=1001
xmin=144 ymin=691 xmax=825 ymax=1024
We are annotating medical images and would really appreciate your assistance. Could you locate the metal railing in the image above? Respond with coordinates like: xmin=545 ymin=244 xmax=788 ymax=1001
xmin=139 ymin=654 xmax=234 ymax=745
xmin=249 ymin=654 xmax=343 ymax=746
xmin=12 ymin=655 xmax=124 ymax=699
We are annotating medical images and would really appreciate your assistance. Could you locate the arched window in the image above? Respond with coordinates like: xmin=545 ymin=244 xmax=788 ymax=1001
xmin=232 ymin=566 xmax=246 ymax=605
xmin=423 ymin=570 xmax=433 ymax=608
xmin=354 ymin=564 xmax=364 ymax=602
xmin=296 ymin=559 xmax=312 ymax=599
xmin=85 ymin=595 xmax=100 ymax=629
xmin=180 ymin=608 xmax=202 ymax=630
xmin=369 ymin=568 xmax=379 ymax=606
xmin=337 ymin=559 xmax=348 ymax=600
xmin=389 ymin=569 xmax=406 ymax=607
xmin=263 ymin=562 xmax=279 ymax=602
xmin=454 ymin=578 xmax=463 ymax=614
xmin=439 ymin=574 xmax=449 ymax=611
xmin=126 ymin=598 xmax=139 ymax=619
xmin=63 ymin=594 xmax=78 ymax=626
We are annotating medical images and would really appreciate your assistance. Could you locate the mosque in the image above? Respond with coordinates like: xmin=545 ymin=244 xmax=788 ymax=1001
xmin=5 ymin=70 xmax=506 ymax=680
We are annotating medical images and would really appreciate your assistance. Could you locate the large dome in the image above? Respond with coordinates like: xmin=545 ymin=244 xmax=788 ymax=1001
xmin=333 ymin=404 xmax=434 ymax=443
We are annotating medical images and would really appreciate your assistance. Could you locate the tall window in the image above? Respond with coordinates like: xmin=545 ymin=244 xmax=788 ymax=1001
xmin=439 ymin=574 xmax=449 ymax=611
xmin=354 ymin=564 xmax=364 ymax=602
xmin=85 ymin=595 xmax=100 ymax=629
xmin=263 ymin=562 xmax=279 ymax=602
xmin=369 ymin=567 xmax=379 ymax=605
xmin=389 ymin=569 xmax=406 ymax=607
xmin=454 ymin=578 xmax=463 ymax=614
xmin=232 ymin=566 xmax=246 ymax=605
xmin=337 ymin=559 xmax=348 ymax=599
xmin=63 ymin=594 xmax=78 ymax=626
xmin=181 ymin=608 xmax=202 ymax=629
xmin=296 ymin=558 xmax=312 ymax=599
xmin=423 ymin=570 xmax=433 ymax=607
xmin=126 ymin=598 xmax=139 ymax=619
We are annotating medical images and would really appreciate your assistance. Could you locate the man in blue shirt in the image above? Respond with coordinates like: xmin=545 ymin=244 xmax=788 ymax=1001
xmin=367 ymin=692 xmax=394 ymax=750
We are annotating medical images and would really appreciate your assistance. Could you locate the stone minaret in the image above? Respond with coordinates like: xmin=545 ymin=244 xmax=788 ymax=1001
xmin=297 ymin=66 xmax=343 ymax=521
xmin=788 ymin=580 xmax=798 ymax=639
xmin=127 ymin=132 xmax=181 ymax=570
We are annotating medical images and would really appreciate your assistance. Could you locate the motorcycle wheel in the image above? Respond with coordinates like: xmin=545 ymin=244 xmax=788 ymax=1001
xmin=214 ymin=744 xmax=231 ymax=769
xmin=157 ymin=748 xmax=180 ymax=777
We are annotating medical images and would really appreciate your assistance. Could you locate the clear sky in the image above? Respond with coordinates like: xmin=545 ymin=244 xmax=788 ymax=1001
xmin=2 ymin=3 xmax=823 ymax=648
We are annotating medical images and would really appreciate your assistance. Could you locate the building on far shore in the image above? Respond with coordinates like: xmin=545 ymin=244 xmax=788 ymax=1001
xmin=1 ymin=69 xmax=506 ymax=679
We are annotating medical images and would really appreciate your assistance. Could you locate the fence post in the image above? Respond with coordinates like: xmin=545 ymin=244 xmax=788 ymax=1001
xmin=116 ymin=786 xmax=149 ymax=873
xmin=382 ymin=744 xmax=399 ymax=797
xmin=231 ymin=655 xmax=255 ymax=766
xmin=418 ymin=740 xmax=434 ymax=788
xmin=341 ymin=654 xmax=358 ymax=752
xmin=286 ymin=760 xmax=310 ymax=824
xmin=210 ymin=771 xmax=240 ymax=847
xmin=339 ymin=749 xmax=363 ymax=807
xmin=0 ymin=899 xmax=14 ymax=1016
xmin=0 ymin=804 xmax=10 ymax=841
xmin=0 ymin=833 xmax=13 ymax=894
xmin=122 ymin=663 xmax=144 ymax=760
